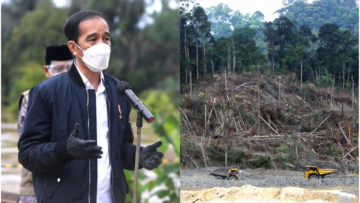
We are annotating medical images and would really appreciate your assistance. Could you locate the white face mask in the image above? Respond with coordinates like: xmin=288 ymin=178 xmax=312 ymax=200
xmin=75 ymin=42 xmax=111 ymax=72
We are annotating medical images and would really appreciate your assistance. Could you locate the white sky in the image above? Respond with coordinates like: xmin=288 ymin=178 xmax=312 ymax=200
xmin=193 ymin=0 xmax=314 ymax=22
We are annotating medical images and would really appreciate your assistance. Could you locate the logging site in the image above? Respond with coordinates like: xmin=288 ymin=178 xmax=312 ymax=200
xmin=179 ymin=70 xmax=359 ymax=203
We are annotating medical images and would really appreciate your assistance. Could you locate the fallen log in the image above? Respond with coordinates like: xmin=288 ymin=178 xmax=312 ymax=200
xmin=260 ymin=116 xmax=280 ymax=135
xmin=309 ymin=113 xmax=332 ymax=136
xmin=339 ymin=122 xmax=352 ymax=146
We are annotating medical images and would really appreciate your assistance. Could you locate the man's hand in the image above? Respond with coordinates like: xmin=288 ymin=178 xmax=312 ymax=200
xmin=140 ymin=141 xmax=164 ymax=170
xmin=67 ymin=123 xmax=103 ymax=160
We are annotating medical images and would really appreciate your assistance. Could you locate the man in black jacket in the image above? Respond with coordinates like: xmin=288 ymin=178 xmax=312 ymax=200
xmin=18 ymin=10 xmax=163 ymax=203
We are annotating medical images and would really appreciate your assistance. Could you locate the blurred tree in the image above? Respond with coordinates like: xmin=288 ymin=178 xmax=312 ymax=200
xmin=68 ymin=0 xmax=92 ymax=14
xmin=1 ymin=0 xmax=51 ymax=108
xmin=2 ymin=1 xmax=68 ymax=112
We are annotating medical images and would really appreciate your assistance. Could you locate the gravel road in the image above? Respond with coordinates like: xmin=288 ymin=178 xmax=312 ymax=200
xmin=180 ymin=167 xmax=359 ymax=189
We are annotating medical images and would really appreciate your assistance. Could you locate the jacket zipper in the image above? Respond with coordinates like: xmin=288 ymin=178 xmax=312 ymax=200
xmin=104 ymin=88 xmax=115 ymax=203
xmin=87 ymin=89 xmax=91 ymax=203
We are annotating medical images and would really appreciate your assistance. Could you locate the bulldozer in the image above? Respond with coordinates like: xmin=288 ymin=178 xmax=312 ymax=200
xmin=210 ymin=168 xmax=239 ymax=180
xmin=303 ymin=166 xmax=337 ymax=179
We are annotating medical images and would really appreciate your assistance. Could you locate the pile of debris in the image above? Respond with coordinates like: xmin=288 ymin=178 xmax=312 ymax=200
xmin=180 ymin=72 xmax=359 ymax=172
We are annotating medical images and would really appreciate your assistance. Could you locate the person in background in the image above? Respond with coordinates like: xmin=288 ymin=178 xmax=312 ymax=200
xmin=17 ymin=45 xmax=73 ymax=203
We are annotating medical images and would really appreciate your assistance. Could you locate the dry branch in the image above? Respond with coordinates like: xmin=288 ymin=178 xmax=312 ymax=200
xmin=339 ymin=122 xmax=352 ymax=146
xmin=183 ymin=154 xmax=199 ymax=168
xmin=309 ymin=113 xmax=332 ymax=136
xmin=260 ymin=116 xmax=280 ymax=135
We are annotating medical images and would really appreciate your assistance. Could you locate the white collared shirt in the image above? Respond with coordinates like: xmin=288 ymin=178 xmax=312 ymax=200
xmin=75 ymin=64 xmax=112 ymax=203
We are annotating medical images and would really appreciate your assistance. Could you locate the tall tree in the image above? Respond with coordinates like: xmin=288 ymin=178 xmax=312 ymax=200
xmin=338 ymin=28 xmax=357 ymax=88
xmin=191 ymin=5 xmax=208 ymax=78
xmin=317 ymin=23 xmax=340 ymax=73
xmin=263 ymin=22 xmax=278 ymax=72
xmin=215 ymin=37 xmax=232 ymax=72
xmin=199 ymin=20 xmax=211 ymax=76
xmin=274 ymin=16 xmax=297 ymax=68
xmin=205 ymin=3 xmax=233 ymax=39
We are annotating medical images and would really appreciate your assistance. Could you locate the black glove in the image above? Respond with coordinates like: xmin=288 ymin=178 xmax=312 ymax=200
xmin=140 ymin=141 xmax=164 ymax=170
xmin=67 ymin=123 xmax=103 ymax=160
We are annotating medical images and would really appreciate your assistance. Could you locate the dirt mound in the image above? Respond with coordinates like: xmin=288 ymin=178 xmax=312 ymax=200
xmin=180 ymin=185 xmax=341 ymax=203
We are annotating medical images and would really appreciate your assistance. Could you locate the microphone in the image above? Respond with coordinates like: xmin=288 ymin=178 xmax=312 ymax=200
xmin=116 ymin=81 xmax=154 ymax=123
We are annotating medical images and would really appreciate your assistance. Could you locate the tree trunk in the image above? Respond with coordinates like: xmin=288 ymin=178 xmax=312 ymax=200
xmin=190 ymin=68 xmax=192 ymax=95
xmin=272 ymin=52 xmax=274 ymax=74
xmin=278 ymin=77 xmax=280 ymax=109
xmin=185 ymin=25 xmax=188 ymax=86
xmin=188 ymin=43 xmax=191 ymax=94
xmin=196 ymin=36 xmax=199 ymax=78
xmin=352 ymin=78 xmax=354 ymax=109
xmin=232 ymin=40 xmax=235 ymax=73
xmin=225 ymin=145 xmax=227 ymax=167
xmin=258 ymin=65 xmax=260 ymax=136
xmin=300 ymin=59 xmax=303 ymax=91
xmin=228 ymin=46 xmax=231 ymax=73
xmin=203 ymin=36 xmax=206 ymax=76
xmin=225 ymin=70 xmax=227 ymax=90
xmin=347 ymin=62 xmax=351 ymax=84
xmin=342 ymin=61 xmax=346 ymax=89
xmin=211 ymin=51 xmax=214 ymax=75
xmin=332 ymin=73 xmax=335 ymax=105
xmin=211 ymin=60 xmax=214 ymax=75
xmin=184 ymin=24 xmax=187 ymax=62
xmin=195 ymin=29 xmax=199 ymax=79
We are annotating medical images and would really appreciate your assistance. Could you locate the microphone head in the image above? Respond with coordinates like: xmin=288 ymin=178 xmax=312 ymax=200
xmin=116 ymin=81 xmax=132 ymax=96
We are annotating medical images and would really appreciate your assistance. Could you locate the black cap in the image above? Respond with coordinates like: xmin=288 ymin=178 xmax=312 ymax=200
xmin=45 ymin=45 xmax=73 ymax=65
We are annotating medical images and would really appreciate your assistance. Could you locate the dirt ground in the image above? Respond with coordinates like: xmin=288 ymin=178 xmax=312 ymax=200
xmin=180 ymin=167 xmax=359 ymax=203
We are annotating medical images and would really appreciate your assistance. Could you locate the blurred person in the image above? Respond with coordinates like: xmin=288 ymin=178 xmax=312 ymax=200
xmin=18 ymin=10 xmax=163 ymax=203
xmin=17 ymin=45 xmax=73 ymax=203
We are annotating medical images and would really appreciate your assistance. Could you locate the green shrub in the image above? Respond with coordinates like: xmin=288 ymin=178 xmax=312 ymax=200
xmin=252 ymin=156 xmax=270 ymax=169
xmin=277 ymin=145 xmax=290 ymax=154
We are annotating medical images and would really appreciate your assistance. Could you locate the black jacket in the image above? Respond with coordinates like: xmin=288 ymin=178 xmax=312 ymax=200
xmin=18 ymin=63 xmax=137 ymax=203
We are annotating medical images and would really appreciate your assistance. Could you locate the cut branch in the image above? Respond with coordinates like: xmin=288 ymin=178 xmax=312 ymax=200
xmin=309 ymin=114 xmax=332 ymax=136
xmin=260 ymin=116 xmax=280 ymax=135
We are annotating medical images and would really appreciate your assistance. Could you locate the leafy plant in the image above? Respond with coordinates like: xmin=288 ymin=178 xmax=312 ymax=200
xmin=277 ymin=145 xmax=290 ymax=154
xmin=125 ymin=115 xmax=180 ymax=203
xmin=252 ymin=156 xmax=270 ymax=169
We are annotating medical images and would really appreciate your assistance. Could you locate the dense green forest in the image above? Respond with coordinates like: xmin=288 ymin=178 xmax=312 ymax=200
xmin=180 ymin=0 xmax=359 ymax=93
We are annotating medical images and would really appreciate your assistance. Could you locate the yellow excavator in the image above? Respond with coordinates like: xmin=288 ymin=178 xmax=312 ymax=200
xmin=210 ymin=168 xmax=239 ymax=180
xmin=303 ymin=166 xmax=337 ymax=179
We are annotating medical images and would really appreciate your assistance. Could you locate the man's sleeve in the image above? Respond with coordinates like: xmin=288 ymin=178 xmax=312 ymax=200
xmin=120 ymin=100 xmax=143 ymax=170
xmin=17 ymin=96 xmax=27 ymax=138
xmin=18 ymin=86 xmax=70 ymax=173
